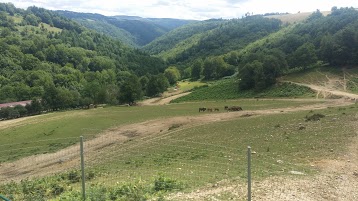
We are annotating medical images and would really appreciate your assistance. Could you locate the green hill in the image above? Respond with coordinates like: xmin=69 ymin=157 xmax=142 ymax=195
xmin=0 ymin=3 xmax=167 ymax=112
xmin=144 ymin=17 xmax=282 ymax=65
xmin=56 ymin=11 xmax=195 ymax=47
xmin=143 ymin=19 xmax=223 ymax=56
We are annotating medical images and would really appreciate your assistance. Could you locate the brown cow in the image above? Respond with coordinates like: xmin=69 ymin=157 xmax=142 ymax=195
xmin=207 ymin=108 xmax=213 ymax=112
xmin=214 ymin=108 xmax=219 ymax=111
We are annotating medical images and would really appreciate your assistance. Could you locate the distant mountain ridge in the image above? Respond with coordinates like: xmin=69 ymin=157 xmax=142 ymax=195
xmin=56 ymin=10 xmax=196 ymax=47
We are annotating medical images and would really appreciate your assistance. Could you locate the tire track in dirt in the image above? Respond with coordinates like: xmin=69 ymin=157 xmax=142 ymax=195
xmin=0 ymin=99 xmax=353 ymax=183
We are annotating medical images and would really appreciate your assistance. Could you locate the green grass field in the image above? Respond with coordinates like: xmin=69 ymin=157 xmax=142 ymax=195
xmin=0 ymin=99 xmax=321 ymax=163
xmin=1 ymin=102 xmax=357 ymax=200
xmin=172 ymin=79 xmax=316 ymax=103
xmin=177 ymin=80 xmax=208 ymax=91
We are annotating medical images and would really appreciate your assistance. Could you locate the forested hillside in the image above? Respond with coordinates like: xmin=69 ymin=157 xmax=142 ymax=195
xmin=236 ymin=7 xmax=358 ymax=91
xmin=56 ymin=11 xmax=195 ymax=47
xmin=144 ymin=7 xmax=358 ymax=92
xmin=0 ymin=3 xmax=171 ymax=119
xmin=1 ymin=3 xmax=358 ymax=120
xmin=144 ymin=17 xmax=282 ymax=65
xmin=143 ymin=19 xmax=224 ymax=56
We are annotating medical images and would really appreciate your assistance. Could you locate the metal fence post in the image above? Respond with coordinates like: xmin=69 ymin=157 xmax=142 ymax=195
xmin=0 ymin=194 xmax=11 ymax=201
xmin=248 ymin=146 xmax=252 ymax=201
xmin=80 ymin=136 xmax=86 ymax=200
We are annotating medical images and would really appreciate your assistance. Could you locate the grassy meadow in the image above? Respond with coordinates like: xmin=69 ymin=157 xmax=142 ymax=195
xmin=1 ymin=101 xmax=357 ymax=200
xmin=172 ymin=79 xmax=316 ymax=103
xmin=0 ymin=99 xmax=321 ymax=162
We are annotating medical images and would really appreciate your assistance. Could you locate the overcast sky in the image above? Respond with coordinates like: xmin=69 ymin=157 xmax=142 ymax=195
xmin=1 ymin=0 xmax=357 ymax=20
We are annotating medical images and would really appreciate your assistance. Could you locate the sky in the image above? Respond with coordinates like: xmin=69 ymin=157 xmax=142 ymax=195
xmin=1 ymin=0 xmax=358 ymax=20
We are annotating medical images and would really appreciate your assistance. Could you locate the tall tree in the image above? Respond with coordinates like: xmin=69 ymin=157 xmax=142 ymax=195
xmin=191 ymin=59 xmax=203 ymax=80
xmin=118 ymin=74 xmax=142 ymax=104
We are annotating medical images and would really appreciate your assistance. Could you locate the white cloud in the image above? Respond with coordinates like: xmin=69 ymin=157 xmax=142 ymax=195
xmin=1 ymin=0 xmax=357 ymax=19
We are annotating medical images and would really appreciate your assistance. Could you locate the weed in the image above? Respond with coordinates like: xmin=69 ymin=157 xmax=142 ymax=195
xmin=305 ymin=113 xmax=325 ymax=121
xmin=154 ymin=175 xmax=183 ymax=192
xmin=67 ymin=170 xmax=80 ymax=183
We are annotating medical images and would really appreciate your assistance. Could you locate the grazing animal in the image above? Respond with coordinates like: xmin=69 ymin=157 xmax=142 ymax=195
xmin=199 ymin=107 xmax=206 ymax=112
xmin=228 ymin=106 xmax=243 ymax=111
xmin=224 ymin=106 xmax=229 ymax=110
xmin=214 ymin=108 xmax=219 ymax=111
xmin=207 ymin=108 xmax=213 ymax=112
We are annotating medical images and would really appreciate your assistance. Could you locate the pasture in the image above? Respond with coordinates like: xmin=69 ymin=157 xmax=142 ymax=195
xmin=0 ymin=99 xmax=357 ymax=200
xmin=0 ymin=99 xmax=321 ymax=162
xmin=281 ymin=66 xmax=358 ymax=93
xmin=172 ymin=79 xmax=316 ymax=103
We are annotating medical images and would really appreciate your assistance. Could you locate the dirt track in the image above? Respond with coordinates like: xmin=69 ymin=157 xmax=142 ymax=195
xmin=1 ymin=84 xmax=358 ymax=200
xmin=140 ymin=92 xmax=191 ymax=105
xmin=291 ymin=81 xmax=358 ymax=100
xmin=0 ymin=98 xmax=353 ymax=183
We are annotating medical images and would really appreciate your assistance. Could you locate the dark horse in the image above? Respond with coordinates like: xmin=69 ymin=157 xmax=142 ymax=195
xmin=227 ymin=106 xmax=243 ymax=111
xmin=199 ymin=107 xmax=206 ymax=112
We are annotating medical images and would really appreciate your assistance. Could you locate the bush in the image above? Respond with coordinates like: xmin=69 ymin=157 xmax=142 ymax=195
xmin=67 ymin=170 xmax=80 ymax=183
xmin=305 ymin=113 xmax=325 ymax=121
xmin=154 ymin=175 xmax=183 ymax=192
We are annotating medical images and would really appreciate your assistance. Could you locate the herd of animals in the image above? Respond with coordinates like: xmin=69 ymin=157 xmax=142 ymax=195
xmin=199 ymin=106 xmax=243 ymax=112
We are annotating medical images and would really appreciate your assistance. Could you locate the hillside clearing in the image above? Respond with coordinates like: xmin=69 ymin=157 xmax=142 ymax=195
xmin=265 ymin=11 xmax=331 ymax=24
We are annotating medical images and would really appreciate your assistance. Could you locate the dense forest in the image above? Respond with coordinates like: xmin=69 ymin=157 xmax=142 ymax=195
xmin=144 ymin=7 xmax=358 ymax=90
xmin=0 ymin=3 xmax=173 ymax=119
xmin=236 ymin=7 xmax=358 ymax=91
xmin=56 ymin=10 xmax=195 ymax=47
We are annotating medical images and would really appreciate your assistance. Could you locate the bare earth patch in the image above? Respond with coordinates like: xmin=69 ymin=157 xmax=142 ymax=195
xmin=0 ymin=83 xmax=357 ymax=200
xmin=0 ymin=99 xmax=353 ymax=183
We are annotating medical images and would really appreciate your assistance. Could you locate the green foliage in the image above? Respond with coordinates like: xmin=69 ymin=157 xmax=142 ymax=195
xmin=154 ymin=175 xmax=183 ymax=192
xmin=191 ymin=59 xmax=203 ymax=80
xmin=144 ymin=19 xmax=222 ymax=55
xmin=146 ymin=74 xmax=169 ymax=97
xmin=288 ymin=42 xmax=318 ymax=68
xmin=238 ymin=49 xmax=288 ymax=90
xmin=119 ymin=74 xmax=143 ymax=104
xmin=56 ymin=10 xmax=194 ymax=47
xmin=0 ymin=3 xmax=169 ymax=112
xmin=145 ymin=16 xmax=281 ymax=67
xmin=305 ymin=113 xmax=325 ymax=121
xmin=164 ymin=66 xmax=181 ymax=85
xmin=0 ymin=172 xmax=182 ymax=200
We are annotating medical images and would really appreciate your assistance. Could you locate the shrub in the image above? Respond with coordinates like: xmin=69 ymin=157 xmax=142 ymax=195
xmin=67 ymin=170 xmax=80 ymax=183
xmin=305 ymin=113 xmax=325 ymax=121
xmin=154 ymin=175 xmax=183 ymax=192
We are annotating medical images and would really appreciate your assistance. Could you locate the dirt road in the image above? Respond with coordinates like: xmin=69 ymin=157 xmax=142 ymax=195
xmin=0 ymin=99 xmax=353 ymax=183
xmin=1 ymin=82 xmax=358 ymax=200
xmin=287 ymin=82 xmax=358 ymax=100
xmin=140 ymin=92 xmax=191 ymax=105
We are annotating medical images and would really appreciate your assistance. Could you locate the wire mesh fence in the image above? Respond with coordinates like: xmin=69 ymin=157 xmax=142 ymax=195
xmin=0 ymin=129 xmax=250 ymax=200
xmin=81 ymin=132 xmax=246 ymax=200
xmin=0 ymin=131 xmax=355 ymax=200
